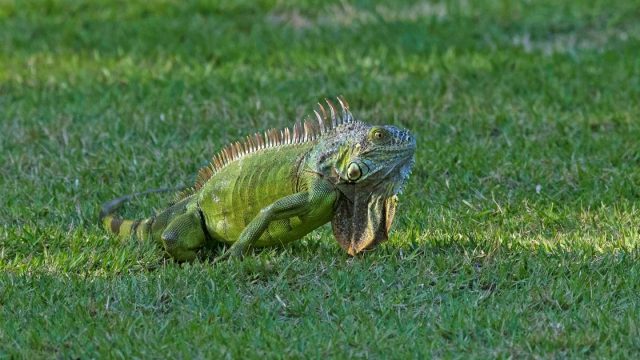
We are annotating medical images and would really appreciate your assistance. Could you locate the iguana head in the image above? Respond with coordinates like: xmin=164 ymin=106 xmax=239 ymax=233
xmin=313 ymin=119 xmax=416 ymax=255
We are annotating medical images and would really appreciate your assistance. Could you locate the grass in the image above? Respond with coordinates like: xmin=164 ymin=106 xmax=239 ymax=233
xmin=1 ymin=0 xmax=640 ymax=357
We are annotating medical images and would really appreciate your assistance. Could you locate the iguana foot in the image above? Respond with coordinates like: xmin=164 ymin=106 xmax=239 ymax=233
xmin=213 ymin=245 xmax=245 ymax=262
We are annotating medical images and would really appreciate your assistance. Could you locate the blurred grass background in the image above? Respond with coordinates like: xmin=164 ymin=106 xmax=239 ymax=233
xmin=1 ymin=0 xmax=640 ymax=357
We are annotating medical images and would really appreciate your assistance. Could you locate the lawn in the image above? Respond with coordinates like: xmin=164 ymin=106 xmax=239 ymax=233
xmin=2 ymin=0 xmax=640 ymax=358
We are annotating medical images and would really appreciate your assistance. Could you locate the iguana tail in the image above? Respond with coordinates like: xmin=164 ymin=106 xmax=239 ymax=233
xmin=100 ymin=188 xmax=178 ymax=241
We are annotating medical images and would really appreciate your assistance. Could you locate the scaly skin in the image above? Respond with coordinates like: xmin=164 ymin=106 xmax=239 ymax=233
xmin=101 ymin=97 xmax=416 ymax=261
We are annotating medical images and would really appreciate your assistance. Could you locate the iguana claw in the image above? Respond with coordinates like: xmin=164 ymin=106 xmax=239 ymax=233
xmin=214 ymin=246 xmax=244 ymax=262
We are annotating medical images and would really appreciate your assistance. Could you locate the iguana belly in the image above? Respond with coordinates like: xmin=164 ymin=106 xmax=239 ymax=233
xmin=198 ymin=143 xmax=334 ymax=247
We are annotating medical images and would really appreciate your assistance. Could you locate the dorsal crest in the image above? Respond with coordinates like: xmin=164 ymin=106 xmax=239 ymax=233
xmin=175 ymin=96 xmax=354 ymax=200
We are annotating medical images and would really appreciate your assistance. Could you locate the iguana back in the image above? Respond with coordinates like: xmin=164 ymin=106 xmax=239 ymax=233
xmin=198 ymin=142 xmax=334 ymax=247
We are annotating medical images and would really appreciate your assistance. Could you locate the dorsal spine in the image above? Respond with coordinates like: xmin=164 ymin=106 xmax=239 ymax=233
xmin=176 ymin=96 xmax=353 ymax=201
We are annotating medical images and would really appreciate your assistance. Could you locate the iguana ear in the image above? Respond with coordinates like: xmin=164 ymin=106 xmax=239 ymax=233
xmin=332 ymin=193 xmax=398 ymax=255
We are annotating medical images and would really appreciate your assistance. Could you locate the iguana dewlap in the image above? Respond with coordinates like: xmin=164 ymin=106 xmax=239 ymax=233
xmin=101 ymin=97 xmax=416 ymax=261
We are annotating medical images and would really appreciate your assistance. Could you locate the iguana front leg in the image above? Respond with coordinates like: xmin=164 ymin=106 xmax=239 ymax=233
xmin=216 ymin=192 xmax=312 ymax=261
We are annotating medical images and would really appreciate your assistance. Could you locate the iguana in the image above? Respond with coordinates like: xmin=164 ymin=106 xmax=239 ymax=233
xmin=100 ymin=97 xmax=416 ymax=261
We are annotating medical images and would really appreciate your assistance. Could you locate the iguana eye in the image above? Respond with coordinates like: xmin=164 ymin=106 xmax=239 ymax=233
xmin=370 ymin=128 xmax=387 ymax=142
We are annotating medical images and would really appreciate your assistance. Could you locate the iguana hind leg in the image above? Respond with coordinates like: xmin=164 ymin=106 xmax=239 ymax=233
xmin=161 ymin=210 xmax=206 ymax=261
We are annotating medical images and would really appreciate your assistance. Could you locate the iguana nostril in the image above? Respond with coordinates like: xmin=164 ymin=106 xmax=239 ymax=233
xmin=347 ymin=162 xmax=362 ymax=181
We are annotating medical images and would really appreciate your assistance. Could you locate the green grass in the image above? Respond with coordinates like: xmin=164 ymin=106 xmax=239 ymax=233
xmin=2 ymin=0 xmax=640 ymax=357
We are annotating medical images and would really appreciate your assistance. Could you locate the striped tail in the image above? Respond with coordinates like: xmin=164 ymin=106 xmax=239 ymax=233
xmin=99 ymin=188 xmax=178 ymax=241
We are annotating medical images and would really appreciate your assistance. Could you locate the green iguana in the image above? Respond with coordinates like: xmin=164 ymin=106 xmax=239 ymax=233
xmin=100 ymin=97 xmax=416 ymax=261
